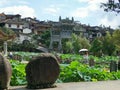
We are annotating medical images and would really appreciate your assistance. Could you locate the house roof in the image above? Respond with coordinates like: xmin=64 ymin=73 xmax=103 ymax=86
xmin=3 ymin=19 xmax=24 ymax=25
xmin=5 ymin=14 xmax=21 ymax=19
xmin=0 ymin=13 xmax=6 ymax=17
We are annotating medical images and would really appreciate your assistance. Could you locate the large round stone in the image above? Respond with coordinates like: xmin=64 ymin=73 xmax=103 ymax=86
xmin=0 ymin=54 xmax=12 ymax=89
xmin=25 ymin=53 xmax=60 ymax=89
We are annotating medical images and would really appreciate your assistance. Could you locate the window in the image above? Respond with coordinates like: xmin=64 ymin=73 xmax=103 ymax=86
xmin=8 ymin=24 xmax=11 ymax=27
xmin=17 ymin=24 xmax=19 ymax=28
xmin=97 ymin=33 xmax=102 ymax=37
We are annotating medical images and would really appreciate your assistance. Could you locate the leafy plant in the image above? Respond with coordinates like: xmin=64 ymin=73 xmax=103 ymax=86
xmin=59 ymin=61 xmax=120 ymax=82
xmin=10 ymin=60 xmax=27 ymax=86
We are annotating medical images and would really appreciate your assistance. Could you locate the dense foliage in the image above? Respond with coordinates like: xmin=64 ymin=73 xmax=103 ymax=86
xmin=9 ymin=53 xmax=120 ymax=86
xmin=60 ymin=54 xmax=119 ymax=64
xmin=64 ymin=34 xmax=91 ymax=54
xmin=101 ymin=31 xmax=116 ymax=56
xmin=113 ymin=30 xmax=120 ymax=51
xmin=31 ymin=30 xmax=50 ymax=47
xmin=59 ymin=61 xmax=120 ymax=82
xmin=10 ymin=60 xmax=27 ymax=86
xmin=90 ymin=38 xmax=102 ymax=56
xmin=8 ymin=42 xmax=37 ymax=52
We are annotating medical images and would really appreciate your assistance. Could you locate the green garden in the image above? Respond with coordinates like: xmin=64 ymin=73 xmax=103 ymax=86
xmin=9 ymin=52 xmax=120 ymax=86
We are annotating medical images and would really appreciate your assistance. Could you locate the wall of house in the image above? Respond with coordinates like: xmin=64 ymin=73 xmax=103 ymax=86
xmin=5 ymin=23 xmax=23 ymax=29
xmin=23 ymin=28 xmax=32 ymax=33
xmin=61 ymin=30 xmax=72 ymax=38
xmin=0 ymin=16 xmax=6 ymax=20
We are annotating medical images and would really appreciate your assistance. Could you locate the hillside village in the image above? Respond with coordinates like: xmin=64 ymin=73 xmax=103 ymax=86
xmin=0 ymin=13 xmax=114 ymax=51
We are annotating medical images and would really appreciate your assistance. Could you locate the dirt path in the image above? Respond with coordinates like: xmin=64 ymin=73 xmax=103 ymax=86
xmin=10 ymin=80 xmax=120 ymax=90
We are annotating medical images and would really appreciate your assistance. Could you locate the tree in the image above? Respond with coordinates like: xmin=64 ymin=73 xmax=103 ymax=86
xmin=90 ymin=38 xmax=102 ymax=56
xmin=40 ymin=30 xmax=50 ymax=47
xmin=0 ymin=27 xmax=15 ymax=51
xmin=112 ymin=29 xmax=120 ymax=51
xmin=65 ymin=41 xmax=73 ymax=53
xmin=101 ymin=31 xmax=116 ymax=56
xmin=71 ymin=33 xmax=81 ymax=53
xmin=0 ymin=27 xmax=15 ymax=43
xmin=31 ymin=30 xmax=50 ymax=47
xmin=64 ymin=33 xmax=91 ymax=54
xmin=101 ymin=0 xmax=120 ymax=13
xmin=31 ymin=34 xmax=41 ymax=47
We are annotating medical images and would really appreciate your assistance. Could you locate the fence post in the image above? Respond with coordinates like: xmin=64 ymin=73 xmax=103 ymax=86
xmin=89 ymin=59 xmax=95 ymax=67
xmin=110 ymin=60 xmax=117 ymax=72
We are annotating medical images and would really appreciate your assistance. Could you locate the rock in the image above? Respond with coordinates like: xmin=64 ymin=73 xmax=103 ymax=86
xmin=0 ymin=54 xmax=12 ymax=90
xmin=25 ymin=53 xmax=60 ymax=89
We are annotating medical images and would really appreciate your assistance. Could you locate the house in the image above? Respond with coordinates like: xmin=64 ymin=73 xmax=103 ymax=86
xmin=0 ymin=13 xmax=6 ymax=21
xmin=0 ymin=13 xmax=114 ymax=52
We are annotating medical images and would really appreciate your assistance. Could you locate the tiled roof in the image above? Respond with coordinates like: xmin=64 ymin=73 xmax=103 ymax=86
xmin=3 ymin=19 xmax=24 ymax=25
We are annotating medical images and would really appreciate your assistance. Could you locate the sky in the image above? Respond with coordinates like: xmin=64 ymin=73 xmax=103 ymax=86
xmin=0 ymin=0 xmax=120 ymax=29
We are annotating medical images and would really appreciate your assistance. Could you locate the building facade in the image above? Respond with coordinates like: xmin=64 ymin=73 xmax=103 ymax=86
xmin=0 ymin=13 xmax=114 ymax=52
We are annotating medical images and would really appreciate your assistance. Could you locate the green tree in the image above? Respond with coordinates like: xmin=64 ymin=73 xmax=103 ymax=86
xmin=90 ymin=38 xmax=102 ymax=56
xmin=31 ymin=34 xmax=41 ymax=47
xmin=112 ymin=29 xmax=120 ymax=51
xmin=64 ymin=33 xmax=91 ymax=54
xmin=65 ymin=41 xmax=73 ymax=53
xmin=101 ymin=31 xmax=116 ymax=56
xmin=40 ymin=30 xmax=50 ymax=47
xmin=31 ymin=30 xmax=50 ymax=47
xmin=79 ymin=36 xmax=91 ymax=49
xmin=72 ymin=33 xmax=82 ymax=54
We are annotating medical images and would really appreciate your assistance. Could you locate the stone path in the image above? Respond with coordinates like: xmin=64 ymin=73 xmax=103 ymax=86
xmin=10 ymin=80 xmax=120 ymax=90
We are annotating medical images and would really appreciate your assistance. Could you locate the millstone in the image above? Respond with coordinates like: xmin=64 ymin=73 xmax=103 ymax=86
xmin=0 ymin=54 xmax=12 ymax=90
xmin=25 ymin=53 xmax=60 ymax=89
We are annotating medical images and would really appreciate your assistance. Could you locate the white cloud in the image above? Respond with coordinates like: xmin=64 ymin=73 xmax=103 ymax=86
xmin=71 ymin=0 xmax=105 ymax=18
xmin=98 ymin=14 xmax=120 ymax=29
xmin=44 ymin=6 xmax=60 ymax=16
xmin=87 ymin=0 xmax=108 ymax=11
xmin=71 ymin=8 xmax=89 ymax=18
xmin=45 ymin=8 xmax=58 ymax=14
xmin=71 ymin=4 xmax=98 ymax=18
xmin=0 ymin=5 xmax=36 ymax=18
xmin=72 ymin=0 xmax=119 ymax=29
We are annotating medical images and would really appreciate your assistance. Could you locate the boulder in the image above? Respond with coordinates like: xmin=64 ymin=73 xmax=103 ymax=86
xmin=25 ymin=53 xmax=60 ymax=89
xmin=0 ymin=54 xmax=12 ymax=90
